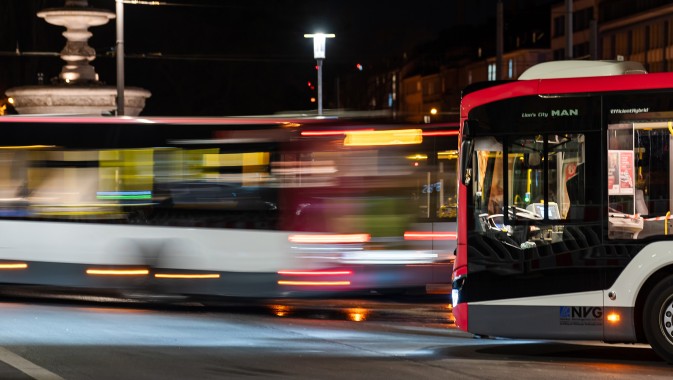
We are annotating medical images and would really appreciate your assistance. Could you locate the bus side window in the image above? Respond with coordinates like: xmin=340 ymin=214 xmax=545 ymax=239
xmin=565 ymin=163 xmax=585 ymax=219
xmin=555 ymin=133 xmax=589 ymax=221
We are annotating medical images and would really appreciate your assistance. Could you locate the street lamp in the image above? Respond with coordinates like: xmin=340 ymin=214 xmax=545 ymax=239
xmin=304 ymin=33 xmax=335 ymax=116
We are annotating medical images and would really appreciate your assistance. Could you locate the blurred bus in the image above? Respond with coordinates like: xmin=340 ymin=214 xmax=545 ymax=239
xmin=453 ymin=60 xmax=673 ymax=363
xmin=282 ymin=122 xmax=458 ymax=295
xmin=0 ymin=115 xmax=456 ymax=298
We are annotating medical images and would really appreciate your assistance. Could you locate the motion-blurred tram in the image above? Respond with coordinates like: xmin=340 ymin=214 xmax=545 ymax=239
xmin=0 ymin=115 xmax=457 ymax=298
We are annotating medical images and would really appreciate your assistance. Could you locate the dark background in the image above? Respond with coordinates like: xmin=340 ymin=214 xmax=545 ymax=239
xmin=0 ymin=0 xmax=554 ymax=116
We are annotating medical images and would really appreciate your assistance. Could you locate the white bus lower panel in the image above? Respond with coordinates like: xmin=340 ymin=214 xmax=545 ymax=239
xmin=0 ymin=260 xmax=287 ymax=298
xmin=469 ymin=304 xmax=638 ymax=343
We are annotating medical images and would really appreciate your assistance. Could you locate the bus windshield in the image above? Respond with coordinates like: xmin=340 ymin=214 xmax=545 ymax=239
xmin=470 ymin=133 xmax=584 ymax=249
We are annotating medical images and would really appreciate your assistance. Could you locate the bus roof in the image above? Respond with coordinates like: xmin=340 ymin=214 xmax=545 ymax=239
xmin=518 ymin=60 xmax=647 ymax=80
xmin=462 ymin=64 xmax=673 ymax=118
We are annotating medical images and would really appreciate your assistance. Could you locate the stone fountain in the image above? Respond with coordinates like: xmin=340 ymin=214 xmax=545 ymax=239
xmin=6 ymin=0 xmax=151 ymax=115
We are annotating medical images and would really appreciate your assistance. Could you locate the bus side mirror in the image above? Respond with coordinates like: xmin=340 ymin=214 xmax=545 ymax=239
xmin=460 ymin=138 xmax=474 ymax=185
xmin=460 ymin=119 xmax=479 ymax=185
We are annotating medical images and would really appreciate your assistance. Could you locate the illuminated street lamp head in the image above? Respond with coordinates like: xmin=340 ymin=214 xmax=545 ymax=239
xmin=304 ymin=33 xmax=335 ymax=59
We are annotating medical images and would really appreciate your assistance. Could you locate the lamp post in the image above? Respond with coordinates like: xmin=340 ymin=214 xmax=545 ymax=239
xmin=116 ymin=0 xmax=124 ymax=116
xmin=304 ymin=33 xmax=335 ymax=116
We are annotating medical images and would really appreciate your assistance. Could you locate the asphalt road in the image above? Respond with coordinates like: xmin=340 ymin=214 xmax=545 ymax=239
xmin=0 ymin=292 xmax=668 ymax=379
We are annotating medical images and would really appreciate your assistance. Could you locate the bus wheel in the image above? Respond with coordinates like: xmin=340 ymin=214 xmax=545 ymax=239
xmin=643 ymin=275 xmax=673 ymax=363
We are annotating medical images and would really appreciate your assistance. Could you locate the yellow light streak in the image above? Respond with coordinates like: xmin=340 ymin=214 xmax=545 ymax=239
xmin=406 ymin=154 xmax=428 ymax=160
xmin=0 ymin=263 xmax=28 ymax=269
xmin=344 ymin=129 xmax=422 ymax=146
xmin=437 ymin=150 xmax=459 ymax=160
xmin=86 ymin=268 xmax=149 ymax=276
xmin=0 ymin=145 xmax=56 ymax=150
xmin=203 ymin=152 xmax=269 ymax=167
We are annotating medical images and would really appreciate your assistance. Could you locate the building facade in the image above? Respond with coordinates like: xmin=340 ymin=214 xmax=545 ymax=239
xmin=392 ymin=0 xmax=673 ymax=123
xmin=550 ymin=0 xmax=599 ymax=60
xmin=598 ymin=0 xmax=673 ymax=72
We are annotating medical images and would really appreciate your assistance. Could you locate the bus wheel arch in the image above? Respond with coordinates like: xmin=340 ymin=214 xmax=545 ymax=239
xmin=642 ymin=273 xmax=673 ymax=363
xmin=635 ymin=266 xmax=673 ymax=343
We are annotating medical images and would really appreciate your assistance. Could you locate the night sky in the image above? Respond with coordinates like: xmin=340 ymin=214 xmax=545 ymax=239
xmin=0 ymin=0 xmax=554 ymax=116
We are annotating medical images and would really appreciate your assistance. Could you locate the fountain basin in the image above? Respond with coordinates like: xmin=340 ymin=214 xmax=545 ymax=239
xmin=6 ymin=86 xmax=151 ymax=116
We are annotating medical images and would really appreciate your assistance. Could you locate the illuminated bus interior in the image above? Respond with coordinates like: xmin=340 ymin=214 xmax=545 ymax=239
xmin=607 ymin=122 xmax=673 ymax=239
xmin=472 ymin=133 xmax=584 ymax=250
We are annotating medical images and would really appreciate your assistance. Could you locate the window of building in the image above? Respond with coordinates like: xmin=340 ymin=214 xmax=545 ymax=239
xmin=488 ymin=63 xmax=496 ymax=81
xmin=602 ymin=35 xmax=616 ymax=60
xmin=554 ymin=15 xmax=565 ymax=37
xmin=632 ymin=28 xmax=644 ymax=54
xmin=426 ymin=82 xmax=435 ymax=96
xmin=649 ymin=61 xmax=663 ymax=73
xmin=615 ymin=32 xmax=628 ymax=57
xmin=628 ymin=30 xmax=633 ymax=55
xmin=573 ymin=42 xmax=590 ymax=59
xmin=553 ymin=49 xmax=565 ymax=61
xmin=573 ymin=8 xmax=593 ymax=32
xmin=650 ymin=23 xmax=663 ymax=49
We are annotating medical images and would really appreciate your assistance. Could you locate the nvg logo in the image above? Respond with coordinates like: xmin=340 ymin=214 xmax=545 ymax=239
xmin=560 ymin=306 xmax=603 ymax=326
xmin=572 ymin=306 xmax=603 ymax=319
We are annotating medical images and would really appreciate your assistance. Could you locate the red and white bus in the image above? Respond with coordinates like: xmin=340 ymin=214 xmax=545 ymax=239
xmin=453 ymin=60 xmax=673 ymax=363
xmin=0 ymin=115 xmax=457 ymax=299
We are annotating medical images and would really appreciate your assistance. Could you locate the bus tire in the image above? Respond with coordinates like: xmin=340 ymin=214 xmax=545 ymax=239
xmin=643 ymin=275 xmax=673 ymax=363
